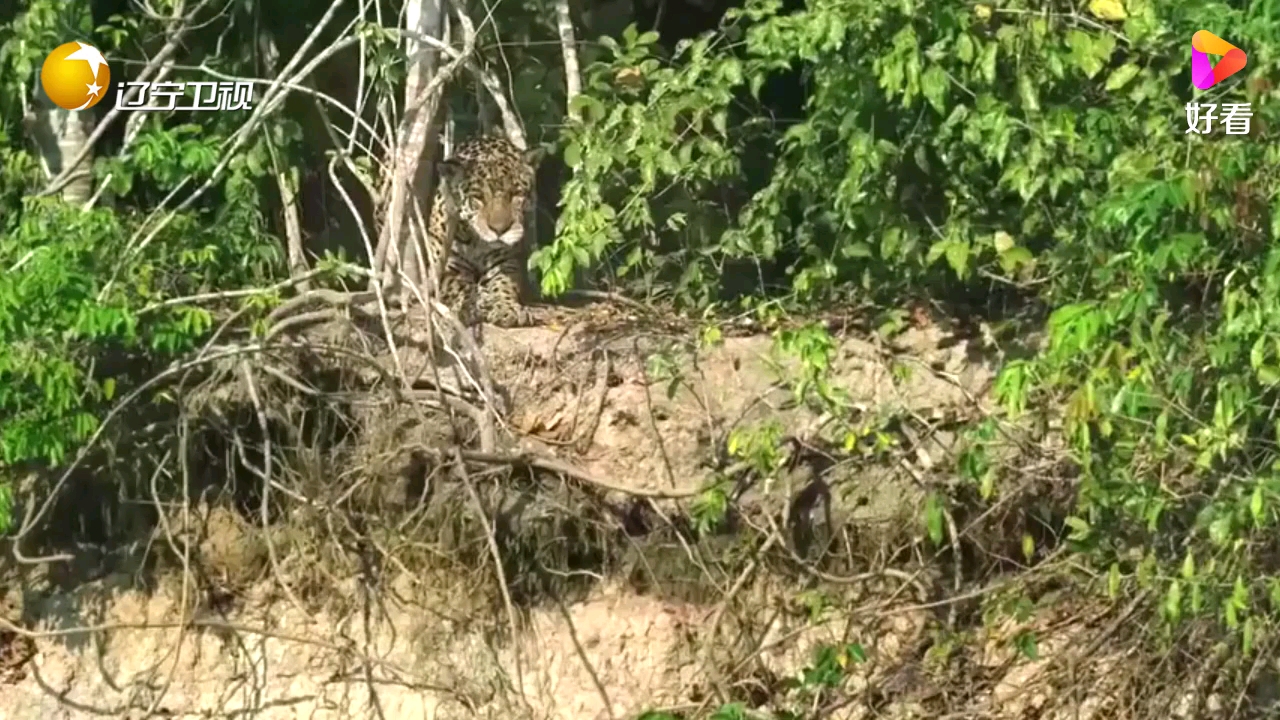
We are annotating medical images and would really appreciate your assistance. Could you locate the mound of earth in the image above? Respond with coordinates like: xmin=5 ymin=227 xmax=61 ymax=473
xmin=1 ymin=311 xmax=1221 ymax=719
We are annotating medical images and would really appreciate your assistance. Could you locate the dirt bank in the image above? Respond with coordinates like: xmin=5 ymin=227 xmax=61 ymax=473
xmin=1 ymin=311 xmax=1220 ymax=719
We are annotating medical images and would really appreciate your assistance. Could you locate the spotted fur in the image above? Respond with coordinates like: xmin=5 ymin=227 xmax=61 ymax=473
xmin=426 ymin=136 xmax=542 ymax=327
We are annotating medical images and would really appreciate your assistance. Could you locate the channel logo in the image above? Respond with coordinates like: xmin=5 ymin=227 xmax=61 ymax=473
xmin=1191 ymin=30 xmax=1246 ymax=90
xmin=40 ymin=41 xmax=110 ymax=110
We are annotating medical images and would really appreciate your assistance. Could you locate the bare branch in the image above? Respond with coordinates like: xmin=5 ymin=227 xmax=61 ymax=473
xmin=555 ymin=0 xmax=582 ymax=121
xmin=469 ymin=60 xmax=525 ymax=149
xmin=373 ymin=2 xmax=477 ymax=287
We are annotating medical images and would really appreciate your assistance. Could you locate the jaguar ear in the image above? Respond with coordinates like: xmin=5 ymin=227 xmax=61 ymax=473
xmin=522 ymin=145 xmax=546 ymax=166
xmin=437 ymin=158 xmax=465 ymax=183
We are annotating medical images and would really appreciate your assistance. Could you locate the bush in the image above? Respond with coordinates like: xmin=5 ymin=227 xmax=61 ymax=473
xmin=546 ymin=0 xmax=1280 ymax=644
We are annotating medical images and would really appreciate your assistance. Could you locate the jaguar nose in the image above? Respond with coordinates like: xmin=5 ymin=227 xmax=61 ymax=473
xmin=485 ymin=204 xmax=514 ymax=234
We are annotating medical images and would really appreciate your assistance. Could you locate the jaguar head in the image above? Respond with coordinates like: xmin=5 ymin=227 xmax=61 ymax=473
xmin=438 ymin=141 xmax=544 ymax=246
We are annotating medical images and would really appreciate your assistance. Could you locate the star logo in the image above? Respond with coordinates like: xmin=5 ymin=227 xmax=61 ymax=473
xmin=40 ymin=41 xmax=112 ymax=111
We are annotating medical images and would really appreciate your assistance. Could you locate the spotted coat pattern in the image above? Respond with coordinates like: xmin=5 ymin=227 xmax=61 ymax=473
xmin=426 ymin=136 xmax=541 ymax=327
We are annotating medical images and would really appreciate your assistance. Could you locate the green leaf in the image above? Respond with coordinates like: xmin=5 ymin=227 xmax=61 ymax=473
xmin=1164 ymin=579 xmax=1182 ymax=621
xmin=1104 ymin=63 xmax=1140 ymax=90
xmin=844 ymin=643 xmax=867 ymax=663
xmin=999 ymin=247 xmax=1033 ymax=274
xmin=980 ymin=42 xmax=998 ymax=83
xmin=921 ymin=65 xmax=948 ymax=113
xmin=711 ymin=110 xmax=728 ymax=135
xmin=1088 ymin=0 xmax=1127 ymax=21
xmin=710 ymin=702 xmax=746 ymax=720
xmin=944 ymin=239 xmax=970 ymax=277
xmin=924 ymin=492 xmax=944 ymax=545
xmin=1209 ymin=515 xmax=1233 ymax=546
xmin=841 ymin=242 xmax=872 ymax=258
xmin=1014 ymin=630 xmax=1038 ymax=660
xmin=993 ymin=231 xmax=1015 ymax=253
xmin=1257 ymin=366 xmax=1280 ymax=386
xmin=1018 ymin=74 xmax=1039 ymax=111
xmin=563 ymin=141 xmax=582 ymax=167
xmin=1064 ymin=516 xmax=1091 ymax=540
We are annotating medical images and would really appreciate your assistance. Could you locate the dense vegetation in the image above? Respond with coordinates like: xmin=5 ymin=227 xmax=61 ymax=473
xmin=4 ymin=0 xmax=1280 ymax=714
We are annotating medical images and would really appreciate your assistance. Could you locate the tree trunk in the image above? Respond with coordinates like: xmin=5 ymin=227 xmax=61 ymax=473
xmin=260 ymin=32 xmax=310 ymax=290
xmin=555 ymin=0 xmax=587 ymax=292
xmin=556 ymin=0 xmax=582 ymax=120
xmin=27 ymin=81 xmax=95 ymax=208
xmin=374 ymin=0 xmax=446 ymax=291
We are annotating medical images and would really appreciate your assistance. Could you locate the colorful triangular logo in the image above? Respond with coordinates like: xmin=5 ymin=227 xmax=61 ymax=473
xmin=1192 ymin=30 xmax=1246 ymax=89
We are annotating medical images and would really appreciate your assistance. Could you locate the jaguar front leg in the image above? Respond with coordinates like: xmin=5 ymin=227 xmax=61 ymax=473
xmin=437 ymin=273 xmax=482 ymax=328
xmin=477 ymin=266 xmax=531 ymax=327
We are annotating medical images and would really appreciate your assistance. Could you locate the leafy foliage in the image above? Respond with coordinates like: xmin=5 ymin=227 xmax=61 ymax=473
xmin=549 ymin=0 xmax=1280 ymax=648
xmin=0 ymin=0 xmax=283 ymax=532
xmin=635 ymin=640 xmax=866 ymax=719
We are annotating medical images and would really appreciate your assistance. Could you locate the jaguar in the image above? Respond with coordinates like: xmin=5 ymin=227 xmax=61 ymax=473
xmin=425 ymin=135 xmax=542 ymax=327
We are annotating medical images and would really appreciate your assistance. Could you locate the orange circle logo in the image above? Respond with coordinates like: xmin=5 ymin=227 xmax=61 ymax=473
xmin=40 ymin=41 xmax=110 ymax=110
